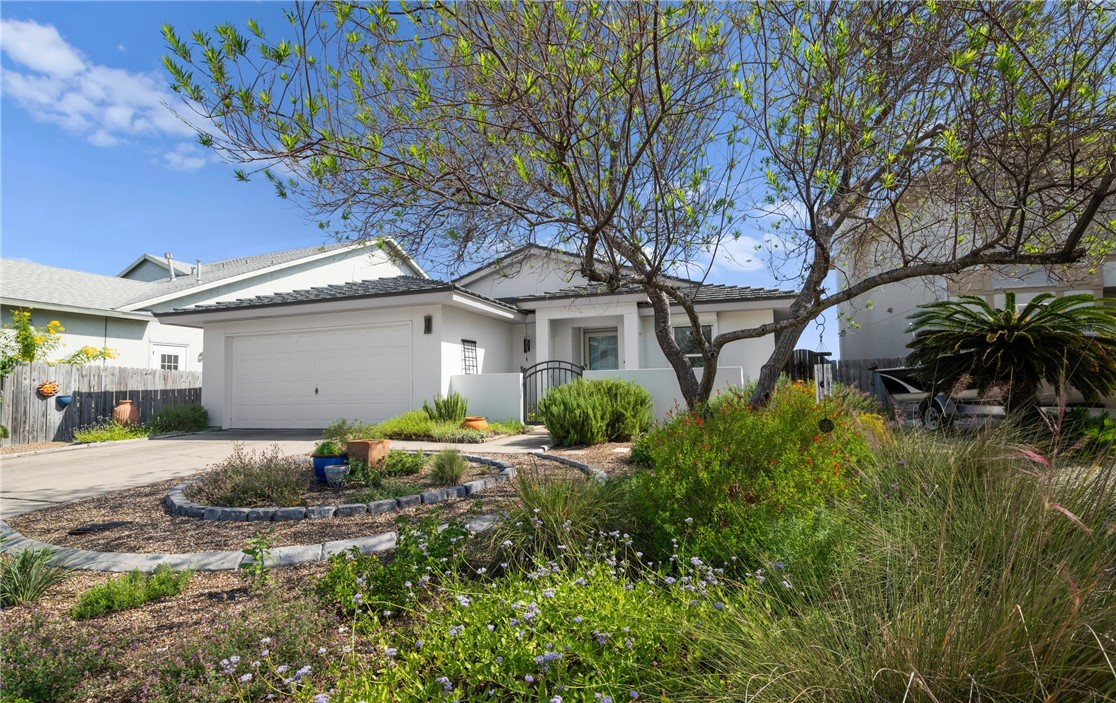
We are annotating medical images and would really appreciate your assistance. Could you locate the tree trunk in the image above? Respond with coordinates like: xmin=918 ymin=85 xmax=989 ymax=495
xmin=749 ymin=319 xmax=809 ymax=406
xmin=645 ymin=286 xmax=703 ymax=409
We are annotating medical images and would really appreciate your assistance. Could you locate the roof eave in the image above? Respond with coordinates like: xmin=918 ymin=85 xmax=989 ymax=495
xmin=0 ymin=297 xmax=153 ymax=321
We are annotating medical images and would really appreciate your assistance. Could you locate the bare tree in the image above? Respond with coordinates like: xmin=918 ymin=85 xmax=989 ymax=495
xmin=164 ymin=1 xmax=1116 ymax=407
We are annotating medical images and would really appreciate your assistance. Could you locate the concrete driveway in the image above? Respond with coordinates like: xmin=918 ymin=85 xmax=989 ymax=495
xmin=0 ymin=430 xmax=321 ymax=519
xmin=0 ymin=427 xmax=551 ymax=519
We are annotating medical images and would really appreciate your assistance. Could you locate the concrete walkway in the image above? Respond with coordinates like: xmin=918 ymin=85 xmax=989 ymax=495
xmin=0 ymin=515 xmax=497 ymax=572
xmin=0 ymin=427 xmax=552 ymax=519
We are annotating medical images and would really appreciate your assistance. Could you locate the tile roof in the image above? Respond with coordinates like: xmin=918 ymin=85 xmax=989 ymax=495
xmin=167 ymin=276 xmax=519 ymax=314
xmin=509 ymin=281 xmax=795 ymax=305
xmin=121 ymin=241 xmax=356 ymax=305
xmin=1 ymin=259 xmax=153 ymax=311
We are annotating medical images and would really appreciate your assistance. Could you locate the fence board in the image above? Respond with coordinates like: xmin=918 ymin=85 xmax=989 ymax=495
xmin=1 ymin=362 xmax=201 ymax=445
xmin=784 ymin=350 xmax=906 ymax=395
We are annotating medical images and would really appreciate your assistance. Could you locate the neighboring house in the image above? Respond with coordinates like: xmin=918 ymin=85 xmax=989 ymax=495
xmin=0 ymin=241 xmax=424 ymax=373
xmin=158 ymin=244 xmax=796 ymax=428
xmin=838 ymin=254 xmax=1116 ymax=362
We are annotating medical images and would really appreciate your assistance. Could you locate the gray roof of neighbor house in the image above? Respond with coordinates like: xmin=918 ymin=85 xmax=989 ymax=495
xmin=161 ymin=276 xmax=520 ymax=315
xmin=120 ymin=241 xmax=366 ymax=306
xmin=1 ymin=259 xmax=153 ymax=312
xmin=508 ymin=281 xmax=795 ymax=305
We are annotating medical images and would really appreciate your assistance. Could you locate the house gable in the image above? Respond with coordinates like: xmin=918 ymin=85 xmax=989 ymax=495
xmin=454 ymin=246 xmax=590 ymax=300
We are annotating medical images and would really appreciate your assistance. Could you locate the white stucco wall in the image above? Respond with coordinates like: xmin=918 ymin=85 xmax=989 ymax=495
xmin=638 ymin=309 xmax=775 ymax=382
xmin=459 ymin=251 xmax=589 ymax=299
xmin=439 ymin=307 xmax=515 ymax=392
xmin=199 ymin=305 xmax=443 ymax=428
xmin=838 ymin=277 xmax=947 ymax=361
xmin=585 ymin=366 xmax=745 ymax=423
xmin=449 ymin=373 xmax=524 ymax=423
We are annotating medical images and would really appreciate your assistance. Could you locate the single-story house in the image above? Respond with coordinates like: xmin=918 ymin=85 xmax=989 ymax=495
xmin=158 ymin=245 xmax=797 ymax=428
xmin=0 ymin=241 xmax=424 ymax=373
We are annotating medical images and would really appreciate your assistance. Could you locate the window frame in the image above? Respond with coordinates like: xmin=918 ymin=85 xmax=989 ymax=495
xmin=672 ymin=324 xmax=713 ymax=368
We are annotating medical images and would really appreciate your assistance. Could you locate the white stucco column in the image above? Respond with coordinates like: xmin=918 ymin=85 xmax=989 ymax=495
xmin=535 ymin=312 xmax=551 ymax=364
xmin=622 ymin=311 xmax=640 ymax=369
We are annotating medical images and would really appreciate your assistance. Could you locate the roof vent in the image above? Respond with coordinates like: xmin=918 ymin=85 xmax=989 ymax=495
xmin=195 ymin=259 xmax=202 ymax=283
xmin=164 ymin=252 xmax=176 ymax=281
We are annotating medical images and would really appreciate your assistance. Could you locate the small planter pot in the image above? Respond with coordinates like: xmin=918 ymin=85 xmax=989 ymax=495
xmin=55 ymin=395 xmax=74 ymax=409
xmin=312 ymin=454 xmax=347 ymax=483
xmin=323 ymin=464 xmax=350 ymax=488
xmin=461 ymin=416 xmax=489 ymax=431
xmin=346 ymin=439 xmax=390 ymax=467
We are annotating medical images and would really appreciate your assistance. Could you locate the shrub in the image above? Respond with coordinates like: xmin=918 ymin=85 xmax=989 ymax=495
xmin=146 ymin=404 xmax=208 ymax=434
xmin=0 ymin=547 xmax=69 ymax=607
xmin=384 ymin=449 xmax=427 ymax=476
xmin=322 ymin=418 xmax=380 ymax=443
xmin=0 ymin=614 xmax=119 ymax=702
xmin=630 ymin=379 xmax=872 ymax=568
xmin=336 ymin=547 xmax=730 ymax=701
xmin=689 ymin=430 xmax=1116 ymax=702
xmin=313 ymin=440 xmax=344 ymax=456
xmin=487 ymin=418 xmax=529 ymax=435
xmin=485 ymin=470 xmax=627 ymax=570
xmin=71 ymin=420 xmax=148 ymax=443
xmin=134 ymin=590 xmax=334 ymax=702
xmin=187 ymin=444 xmax=306 ymax=508
xmin=540 ymin=378 xmax=652 ymax=447
xmin=371 ymin=410 xmax=436 ymax=439
xmin=313 ymin=517 xmax=470 ymax=618
xmin=422 ymin=391 xmax=468 ymax=423
xmin=430 ymin=449 xmax=467 ymax=485
xmin=427 ymin=425 xmax=487 ymax=443
xmin=70 ymin=565 xmax=193 ymax=620
xmin=629 ymin=433 xmax=654 ymax=468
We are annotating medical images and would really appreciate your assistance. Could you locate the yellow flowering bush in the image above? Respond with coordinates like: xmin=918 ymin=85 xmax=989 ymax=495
xmin=1 ymin=309 xmax=117 ymax=376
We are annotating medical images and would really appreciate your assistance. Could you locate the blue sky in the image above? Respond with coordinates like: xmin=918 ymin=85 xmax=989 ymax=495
xmin=0 ymin=2 xmax=839 ymax=356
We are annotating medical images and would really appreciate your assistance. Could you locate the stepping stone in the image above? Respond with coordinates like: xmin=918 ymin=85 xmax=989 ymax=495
xmin=67 ymin=521 xmax=134 ymax=536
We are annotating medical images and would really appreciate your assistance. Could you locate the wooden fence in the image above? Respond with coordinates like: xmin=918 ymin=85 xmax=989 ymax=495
xmin=785 ymin=350 xmax=906 ymax=396
xmin=1 ymin=363 xmax=201 ymax=445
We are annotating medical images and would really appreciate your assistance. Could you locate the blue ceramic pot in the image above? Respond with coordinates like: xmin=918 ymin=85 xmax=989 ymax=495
xmin=312 ymin=454 xmax=347 ymax=483
xmin=55 ymin=395 xmax=73 ymax=409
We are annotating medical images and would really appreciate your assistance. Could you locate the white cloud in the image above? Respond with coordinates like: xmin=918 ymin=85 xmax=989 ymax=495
xmin=709 ymin=234 xmax=766 ymax=273
xmin=163 ymin=143 xmax=207 ymax=171
xmin=0 ymin=18 xmax=198 ymax=154
xmin=0 ymin=19 xmax=84 ymax=76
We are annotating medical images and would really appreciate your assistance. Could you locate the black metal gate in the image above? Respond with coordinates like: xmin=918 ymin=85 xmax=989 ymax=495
xmin=522 ymin=360 xmax=583 ymax=424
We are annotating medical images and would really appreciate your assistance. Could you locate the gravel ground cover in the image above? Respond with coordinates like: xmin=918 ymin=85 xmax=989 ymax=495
xmin=5 ymin=452 xmax=633 ymax=554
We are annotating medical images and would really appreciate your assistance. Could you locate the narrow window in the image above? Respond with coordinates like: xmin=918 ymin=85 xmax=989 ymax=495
xmin=461 ymin=340 xmax=478 ymax=375
xmin=672 ymin=325 xmax=712 ymax=368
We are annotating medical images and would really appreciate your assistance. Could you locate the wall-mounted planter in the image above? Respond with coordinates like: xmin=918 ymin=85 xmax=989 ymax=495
xmin=55 ymin=395 xmax=73 ymax=409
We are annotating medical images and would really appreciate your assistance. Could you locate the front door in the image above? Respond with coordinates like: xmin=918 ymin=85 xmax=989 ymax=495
xmin=584 ymin=329 xmax=619 ymax=370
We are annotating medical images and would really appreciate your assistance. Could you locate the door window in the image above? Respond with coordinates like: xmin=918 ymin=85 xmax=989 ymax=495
xmin=585 ymin=330 xmax=619 ymax=370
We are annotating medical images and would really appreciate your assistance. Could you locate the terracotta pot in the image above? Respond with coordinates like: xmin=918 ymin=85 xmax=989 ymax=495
xmin=461 ymin=416 xmax=489 ymax=431
xmin=346 ymin=439 xmax=390 ymax=467
xmin=113 ymin=399 xmax=140 ymax=426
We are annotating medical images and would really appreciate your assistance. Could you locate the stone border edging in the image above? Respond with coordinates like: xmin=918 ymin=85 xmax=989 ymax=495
xmin=164 ymin=455 xmax=517 ymax=522
xmin=0 ymin=451 xmax=609 ymax=572
xmin=533 ymin=452 xmax=608 ymax=482
xmin=0 ymin=515 xmax=497 ymax=573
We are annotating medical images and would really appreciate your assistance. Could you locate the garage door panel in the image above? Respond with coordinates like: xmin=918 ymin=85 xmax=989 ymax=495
xmin=229 ymin=322 xmax=413 ymax=428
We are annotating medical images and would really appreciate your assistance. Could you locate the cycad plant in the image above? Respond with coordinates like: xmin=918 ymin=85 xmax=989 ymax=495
xmin=907 ymin=292 xmax=1116 ymax=414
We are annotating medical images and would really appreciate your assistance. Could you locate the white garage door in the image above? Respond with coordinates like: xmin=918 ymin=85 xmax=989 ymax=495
xmin=228 ymin=323 xmax=412 ymax=428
